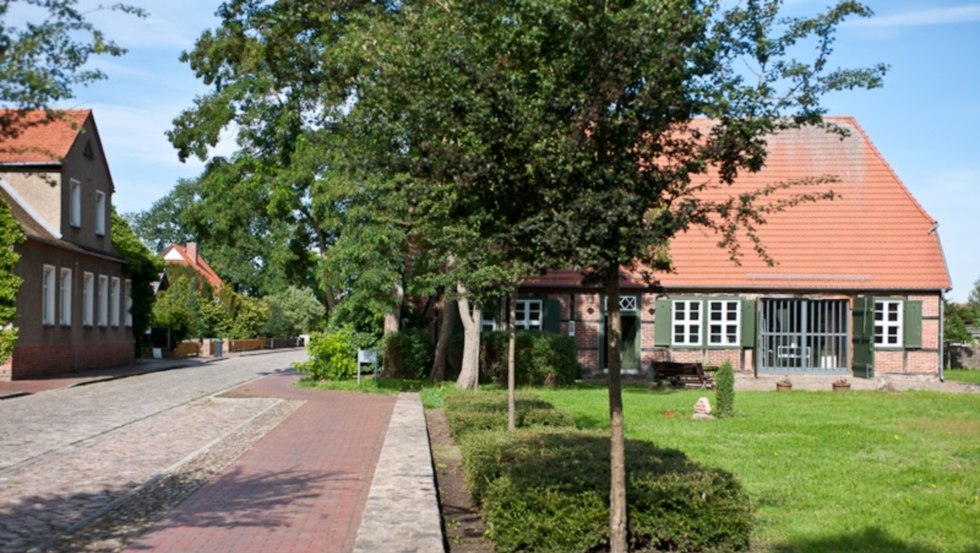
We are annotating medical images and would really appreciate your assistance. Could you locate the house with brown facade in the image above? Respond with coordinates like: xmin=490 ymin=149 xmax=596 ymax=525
xmin=509 ymin=118 xmax=951 ymax=379
xmin=159 ymin=242 xmax=224 ymax=291
xmin=0 ymin=110 xmax=133 ymax=380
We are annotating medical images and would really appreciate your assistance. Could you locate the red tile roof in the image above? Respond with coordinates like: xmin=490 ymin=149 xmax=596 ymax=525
xmin=0 ymin=110 xmax=91 ymax=164
xmin=161 ymin=243 xmax=225 ymax=290
xmin=526 ymin=117 xmax=951 ymax=292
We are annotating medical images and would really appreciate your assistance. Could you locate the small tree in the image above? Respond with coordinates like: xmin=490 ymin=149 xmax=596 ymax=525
xmin=0 ymin=200 xmax=24 ymax=364
xmin=715 ymin=362 xmax=735 ymax=418
xmin=263 ymin=286 xmax=326 ymax=337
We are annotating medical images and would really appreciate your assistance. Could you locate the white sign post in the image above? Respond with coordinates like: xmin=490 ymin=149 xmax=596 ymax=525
xmin=357 ymin=349 xmax=379 ymax=386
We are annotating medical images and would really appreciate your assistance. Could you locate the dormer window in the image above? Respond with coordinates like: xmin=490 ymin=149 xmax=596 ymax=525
xmin=69 ymin=179 xmax=81 ymax=227
xmin=95 ymin=190 xmax=106 ymax=236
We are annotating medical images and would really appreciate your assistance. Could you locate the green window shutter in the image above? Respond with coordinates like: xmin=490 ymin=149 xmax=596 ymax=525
xmin=543 ymin=298 xmax=562 ymax=333
xmin=740 ymin=299 xmax=757 ymax=348
xmin=904 ymin=300 xmax=922 ymax=349
xmin=852 ymin=296 xmax=875 ymax=378
xmin=654 ymin=299 xmax=671 ymax=346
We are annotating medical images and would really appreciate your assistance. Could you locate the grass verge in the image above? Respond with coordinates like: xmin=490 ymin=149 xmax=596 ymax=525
xmin=945 ymin=369 xmax=980 ymax=385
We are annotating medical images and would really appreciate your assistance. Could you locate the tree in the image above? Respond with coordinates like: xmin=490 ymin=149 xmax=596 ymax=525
xmin=125 ymin=178 xmax=199 ymax=254
xmin=111 ymin=209 xmax=164 ymax=355
xmin=0 ymin=1 xmax=144 ymax=143
xmin=263 ymin=286 xmax=326 ymax=337
xmin=0 ymin=199 xmax=24 ymax=364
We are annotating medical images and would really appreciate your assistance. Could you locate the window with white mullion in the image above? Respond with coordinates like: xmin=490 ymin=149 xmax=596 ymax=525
xmin=124 ymin=280 xmax=133 ymax=327
xmin=69 ymin=179 xmax=81 ymax=227
xmin=110 ymin=277 xmax=120 ymax=327
xmin=672 ymin=300 xmax=702 ymax=346
xmin=874 ymin=300 xmax=903 ymax=347
xmin=42 ymin=265 xmax=56 ymax=325
xmin=515 ymin=299 xmax=543 ymax=330
xmin=95 ymin=190 xmax=106 ymax=236
xmin=708 ymin=300 xmax=741 ymax=346
xmin=98 ymin=275 xmax=109 ymax=327
xmin=83 ymin=272 xmax=94 ymax=326
xmin=59 ymin=268 xmax=72 ymax=326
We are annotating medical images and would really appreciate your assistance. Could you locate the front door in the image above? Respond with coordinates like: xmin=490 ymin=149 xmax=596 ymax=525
xmin=600 ymin=295 xmax=641 ymax=373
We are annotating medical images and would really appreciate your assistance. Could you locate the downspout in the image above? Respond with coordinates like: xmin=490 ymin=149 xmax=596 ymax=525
xmin=939 ymin=291 xmax=949 ymax=382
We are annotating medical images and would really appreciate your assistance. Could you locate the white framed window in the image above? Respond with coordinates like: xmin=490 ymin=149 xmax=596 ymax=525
xmin=124 ymin=279 xmax=133 ymax=327
xmin=42 ymin=265 xmax=56 ymax=325
xmin=874 ymin=300 xmax=903 ymax=347
xmin=515 ymin=299 xmax=543 ymax=330
xmin=672 ymin=300 xmax=702 ymax=346
xmin=98 ymin=275 xmax=109 ymax=327
xmin=110 ymin=277 xmax=120 ymax=327
xmin=95 ymin=190 xmax=106 ymax=236
xmin=59 ymin=268 xmax=72 ymax=325
xmin=481 ymin=312 xmax=497 ymax=332
xmin=708 ymin=300 xmax=741 ymax=346
xmin=69 ymin=179 xmax=81 ymax=227
xmin=83 ymin=272 xmax=94 ymax=326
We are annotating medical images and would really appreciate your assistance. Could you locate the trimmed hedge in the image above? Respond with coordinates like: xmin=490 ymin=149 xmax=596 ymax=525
xmin=382 ymin=329 xmax=433 ymax=380
xmin=449 ymin=330 xmax=581 ymax=386
xmin=461 ymin=428 xmax=753 ymax=553
xmin=443 ymin=390 xmax=574 ymax=440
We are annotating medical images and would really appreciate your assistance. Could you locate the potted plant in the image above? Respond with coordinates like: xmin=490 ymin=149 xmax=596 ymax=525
xmin=776 ymin=376 xmax=792 ymax=392
xmin=832 ymin=376 xmax=851 ymax=392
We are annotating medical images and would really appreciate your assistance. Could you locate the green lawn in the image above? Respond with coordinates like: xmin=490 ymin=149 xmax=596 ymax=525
xmin=535 ymin=386 xmax=980 ymax=553
xmin=945 ymin=369 xmax=980 ymax=385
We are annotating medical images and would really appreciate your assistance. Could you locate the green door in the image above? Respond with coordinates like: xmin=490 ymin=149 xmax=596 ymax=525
xmin=852 ymin=297 xmax=875 ymax=378
xmin=621 ymin=313 xmax=640 ymax=372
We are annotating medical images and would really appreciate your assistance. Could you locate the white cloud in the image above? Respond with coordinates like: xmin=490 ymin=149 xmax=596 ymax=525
xmin=850 ymin=5 xmax=980 ymax=28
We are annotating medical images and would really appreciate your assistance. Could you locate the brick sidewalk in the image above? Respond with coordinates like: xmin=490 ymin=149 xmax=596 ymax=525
xmin=124 ymin=372 xmax=396 ymax=553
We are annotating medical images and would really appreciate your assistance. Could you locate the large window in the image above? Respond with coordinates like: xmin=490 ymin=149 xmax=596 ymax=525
xmin=42 ymin=265 xmax=56 ymax=325
xmin=124 ymin=279 xmax=133 ymax=327
xmin=515 ymin=299 xmax=543 ymax=330
xmin=69 ymin=179 xmax=81 ymax=227
xmin=708 ymin=300 xmax=741 ymax=346
xmin=110 ymin=277 xmax=120 ymax=327
xmin=95 ymin=190 xmax=106 ymax=236
xmin=98 ymin=275 xmax=109 ymax=327
xmin=59 ymin=268 xmax=72 ymax=325
xmin=672 ymin=300 xmax=702 ymax=345
xmin=83 ymin=272 xmax=94 ymax=326
xmin=874 ymin=300 xmax=903 ymax=347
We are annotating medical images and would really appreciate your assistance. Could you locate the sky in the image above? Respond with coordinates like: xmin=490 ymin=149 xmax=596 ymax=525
xmin=37 ymin=0 xmax=980 ymax=302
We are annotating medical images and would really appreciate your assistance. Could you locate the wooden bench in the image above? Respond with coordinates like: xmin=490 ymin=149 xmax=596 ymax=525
xmin=649 ymin=361 xmax=714 ymax=389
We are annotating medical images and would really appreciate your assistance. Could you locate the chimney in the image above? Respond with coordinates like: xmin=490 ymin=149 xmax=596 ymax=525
xmin=187 ymin=242 xmax=198 ymax=264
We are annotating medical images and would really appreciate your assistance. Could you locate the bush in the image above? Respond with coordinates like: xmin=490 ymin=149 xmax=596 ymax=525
xmin=382 ymin=329 xmax=434 ymax=379
xmin=716 ymin=361 xmax=735 ymax=417
xmin=454 ymin=330 xmax=580 ymax=386
xmin=461 ymin=428 xmax=753 ymax=553
xmin=295 ymin=327 xmax=358 ymax=380
xmin=443 ymin=390 xmax=573 ymax=440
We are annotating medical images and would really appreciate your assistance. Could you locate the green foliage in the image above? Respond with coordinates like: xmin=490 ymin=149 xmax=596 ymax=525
xmin=715 ymin=362 xmax=735 ymax=418
xmin=229 ymin=294 xmax=270 ymax=340
xmin=0 ymin=199 xmax=23 ymax=364
xmin=295 ymin=327 xmax=359 ymax=381
xmin=0 ymin=1 xmax=145 ymax=143
xmin=263 ymin=286 xmax=325 ymax=337
xmin=944 ymin=299 xmax=976 ymax=344
xmin=443 ymin=390 xmax=573 ymax=442
xmin=111 ymin=210 xmax=164 ymax=355
xmin=382 ymin=329 xmax=433 ymax=380
xmin=150 ymin=271 xmax=202 ymax=345
xmin=125 ymin=178 xmax=199 ymax=253
xmin=481 ymin=330 xmax=580 ymax=386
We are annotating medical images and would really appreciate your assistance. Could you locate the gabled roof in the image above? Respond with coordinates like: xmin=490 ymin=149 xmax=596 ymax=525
xmin=0 ymin=110 xmax=91 ymax=164
xmin=161 ymin=243 xmax=225 ymax=290
xmin=526 ymin=117 xmax=951 ymax=293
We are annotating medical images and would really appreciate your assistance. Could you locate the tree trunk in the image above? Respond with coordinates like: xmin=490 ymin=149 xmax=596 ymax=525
xmin=431 ymin=290 xmax=456 ymax=382
xmin=456 ymin=284 xmax=481 ymax=390
xmin=383 ymin=281 xmax=404 ymax=336
xmin=606 ymin=272 xmax=628 ymax=553
xmin=507 ymin=289 xmax=517 ymax=431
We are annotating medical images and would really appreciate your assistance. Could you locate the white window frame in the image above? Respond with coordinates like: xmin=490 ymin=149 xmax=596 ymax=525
xmin=124 ymin=279 xmax=133 ymax=327
xmin=69 ymin=179 xmax=81 ymax=227
xmin=98 ymin=275 xmax=109 ymax=327
xmin=874 ymin=300 xmax=903 ymax=348
xmin=708 ymin=300 xmax=741 ymax=346
xmin=515 ymin=299 xmax=543 ymax=330
xmin=110 ymin=277 xmax=120 ymax=327
xmin=42 ymin=265 xmax=56 ymax=325
xmin=481 ymin=311 xmax=497 ymax=332
xmin=672 ymin=300 xmax=702 ymax=346
xmin=95 ymin=190 xmax=106 ymax=236
xmin=83 ymin=272 xmax=94 ymax=326
xmin=59 ymin=268 xmax=72 ymax=326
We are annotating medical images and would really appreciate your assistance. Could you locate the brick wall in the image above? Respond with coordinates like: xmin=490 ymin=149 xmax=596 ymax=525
xmin=4 ymin=342 xmax=133 ymax=380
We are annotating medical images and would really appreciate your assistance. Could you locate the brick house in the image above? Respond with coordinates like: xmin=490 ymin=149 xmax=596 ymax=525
xmin=0 ymin=110 xmax=134 ymax=380
xmin=506 ymin=118 xmax=951 ymax=378
xmin=159 ymin=242 xmax=225 ymax=291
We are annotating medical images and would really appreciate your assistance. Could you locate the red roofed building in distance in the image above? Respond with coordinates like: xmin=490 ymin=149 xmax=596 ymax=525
xmin=160 ymin=243 xmax=225 ymax=291
xmin=500 ymin=117 xmax=951 ymax=379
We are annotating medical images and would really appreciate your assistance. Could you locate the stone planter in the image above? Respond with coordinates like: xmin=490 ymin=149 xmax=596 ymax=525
xmin=832 ymin=382 xmax=851 ymax=392
xmin=776 ymin=382 xmax=792 ymax=392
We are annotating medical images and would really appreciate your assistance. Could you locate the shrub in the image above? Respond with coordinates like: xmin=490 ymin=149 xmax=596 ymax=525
xmin=443 ymin=390 xmax=572 ymax=440
xmin=716 ymin=361 xmax=735 ymax=417
xmin=479 ymin=330 xmax=581 ymax=386
xmin=295 ymin=327 xmax=358 ymax=380
xmin=382 ymin=329 xmax=434 ymax=379
xmin=462 ymin=428 xmax=752 ymax=553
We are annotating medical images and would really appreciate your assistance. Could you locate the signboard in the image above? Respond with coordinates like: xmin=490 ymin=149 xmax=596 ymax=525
xmin=358 ymin=349 xmax=378 ymax=364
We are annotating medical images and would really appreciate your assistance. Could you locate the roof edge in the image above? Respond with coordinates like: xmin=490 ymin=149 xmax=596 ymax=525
xmin=0 ymin=176 xmax=61 ymax=239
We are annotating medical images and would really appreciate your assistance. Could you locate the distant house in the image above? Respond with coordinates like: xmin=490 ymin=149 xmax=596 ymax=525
xmin=158 ymin=242 xmax=224 ymax=291
xmin=503 ymin=117 xmax=951 ymax=378
xmin=0 ymin=110 xmax=134 ymax=380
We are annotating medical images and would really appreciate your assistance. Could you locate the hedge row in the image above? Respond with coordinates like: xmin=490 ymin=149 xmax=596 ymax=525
xmin=443 ymin=390 xmax=574 ymax=440
xmin=445 ymin=391 xmax=753 ymax=552
xmin=449 ymin=330 xmax=580 ymax=386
